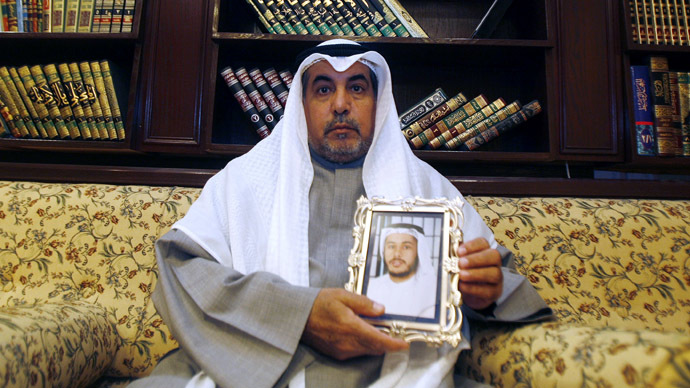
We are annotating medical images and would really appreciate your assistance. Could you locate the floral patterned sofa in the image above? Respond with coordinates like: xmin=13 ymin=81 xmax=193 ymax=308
xmin=0 ymin=180 xmax=688 ymax=387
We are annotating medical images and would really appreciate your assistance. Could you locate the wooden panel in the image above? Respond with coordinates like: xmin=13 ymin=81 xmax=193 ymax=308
xmin=137 ymin=0 xmax=209 ymax=152
xmin=557 ymin=0 xmax=623 ymax=160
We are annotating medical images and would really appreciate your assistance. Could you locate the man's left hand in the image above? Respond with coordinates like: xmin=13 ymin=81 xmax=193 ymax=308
xmin=456 ymin=237 xmax=503 ymax=310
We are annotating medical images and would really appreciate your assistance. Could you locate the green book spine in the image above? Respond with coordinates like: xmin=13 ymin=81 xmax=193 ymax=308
xmin=18 ymin=66 xmax=59 ymax=138
xmin=403 ymin=92 xmax=468 ymax=140
xmin=7 ymin=67 xmax=48 ymax=138
xmin=58 ymin=63 xmax=92 ymax=139
xmin=414 ymin=95 xmax=489 ymax=149
xmin=44 ymin=64 xmax=81 ymax=139
xmin=29 ymin=65 xmax=70 ymax=138
xmin=334 ymin=0 xmax=366 ymax=35
xmin=69 ymin=62 xmax=102 ymax=139
xmin=381 ymin=0 xmax=426 ymax=37
xmin=300 ymin=0 xmax=332 ymax=35
xmin=78 ymin=61 xmax=109 ymax=139
xmin=461 ymin=100 xmax=541 ymax=151
xmin=342 ymin=0 xmax=380 ymax=36
xmin=370 ymin=0 xmax=408 ymax=36
xmin=89 ymin=61 xmax=118 ymax=139
xmin=99 ymin=60 xmax=125 ymax=140
xmin=245 ymin=0 xmax=280 ymax=33
xmin=322 ymin=0 xmax=354 ymax=35
xmin=443 ymin=99 xmax=514 ymax=150
xmin=261 ymin=0 xmax=296 ymax=34
xmin=355 ymin=0 xmax=395 ymax=37
xmin=275 ymin=0 xmax=309 ymax=34
xmin=287 ymin=0 xmax=320 ymax=34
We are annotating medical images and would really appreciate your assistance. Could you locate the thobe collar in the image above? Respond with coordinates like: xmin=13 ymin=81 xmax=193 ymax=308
xmin=309 ymin=146 xmax=365 ymax=170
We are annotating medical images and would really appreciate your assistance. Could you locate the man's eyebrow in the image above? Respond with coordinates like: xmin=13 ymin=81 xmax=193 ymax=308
xmin=348 ymin=74 xmax=369 ymax=84
xmin=311 ymin=74 xmax=334 ymax=84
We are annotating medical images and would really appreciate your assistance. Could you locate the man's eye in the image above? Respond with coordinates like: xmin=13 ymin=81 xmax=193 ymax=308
xmin=351 ymin=85 xmax=363 ymax=92
xmin=317 ymin=86 xmax=330 ymax=94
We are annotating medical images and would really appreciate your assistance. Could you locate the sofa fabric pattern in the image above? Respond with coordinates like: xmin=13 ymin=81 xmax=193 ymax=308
xmin=0 ymin=181 xmax=199 ymax=379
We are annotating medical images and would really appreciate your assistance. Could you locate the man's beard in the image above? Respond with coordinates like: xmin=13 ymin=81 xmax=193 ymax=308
xmin=386 ymin=255 xmax=419 ymax=280
xmin=311 ymin=117 xmax=373 ymax=163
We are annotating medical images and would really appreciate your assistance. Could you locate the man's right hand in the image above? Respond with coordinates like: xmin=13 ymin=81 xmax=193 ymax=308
xmin=301 ymin=288 xmax=409 ymax=360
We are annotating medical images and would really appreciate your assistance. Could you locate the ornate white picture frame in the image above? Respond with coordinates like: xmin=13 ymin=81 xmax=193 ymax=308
xmin=345 ymin=196 xmax=465 ymax=347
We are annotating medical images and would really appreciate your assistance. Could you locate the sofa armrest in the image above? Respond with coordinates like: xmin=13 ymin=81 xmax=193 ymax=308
xmin=456 ymin=321 xmax=690 ymax=387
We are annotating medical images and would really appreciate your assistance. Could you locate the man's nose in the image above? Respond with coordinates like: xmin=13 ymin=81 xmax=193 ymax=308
xmin=332 ymin=87 xmax=351 ymax=114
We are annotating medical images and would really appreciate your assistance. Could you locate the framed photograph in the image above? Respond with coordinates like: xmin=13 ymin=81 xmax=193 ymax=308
xmin=345 ymin=196 xmax=465 ymax=347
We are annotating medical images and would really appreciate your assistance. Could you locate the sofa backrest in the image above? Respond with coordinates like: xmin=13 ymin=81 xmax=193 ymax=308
xmin=0 ymin=181 xmax=200 ymax=377
xmin=465 ymin=196 xmax=690 ymax=335
xmin=1 ymin=180 xmax=688 ymax=377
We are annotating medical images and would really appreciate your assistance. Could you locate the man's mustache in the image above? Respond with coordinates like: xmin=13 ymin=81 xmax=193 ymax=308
xmin=324 ymin=115 xmax=361 ymax=134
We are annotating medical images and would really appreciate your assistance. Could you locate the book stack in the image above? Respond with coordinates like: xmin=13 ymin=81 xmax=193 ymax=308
xmin=400 ymin=88 xmax=542 ymax=151
xmin=0 ymin=59 xmax=125 ymax=141
xmin=243 ymin=0 xmax=427 ymax=37
xmin=0 ymin=0 xmax=138 ymax=32
xmin=630 ymin=56 xmax=690 ymax=157
xmin=220 ymin=66 xmax=292 ymax=139
xmin=628 ymin=0 xmax=690 ymax=45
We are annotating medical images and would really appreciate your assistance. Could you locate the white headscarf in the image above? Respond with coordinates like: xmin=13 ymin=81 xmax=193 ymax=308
xmin=378 ymin=224 xmax=433 ymax=280
xmin=175 ymin=39 xmax=497 ymax=388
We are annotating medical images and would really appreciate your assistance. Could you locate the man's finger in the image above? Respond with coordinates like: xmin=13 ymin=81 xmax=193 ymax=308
xmin=459 ymin=266 xmax=503 ymax=284
xmin=459 ymin=282 xmax=502 ymax=302
xmin=339 ymin=290 xmax=385 ymax=317
xmin=458 ymin=250 xmax=501 ymax=269
xmin=456 ymin=237 xmax=490 ymax=256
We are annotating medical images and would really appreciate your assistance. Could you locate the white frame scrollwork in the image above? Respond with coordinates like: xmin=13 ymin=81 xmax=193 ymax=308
xmin=345 ymin=196 xmax=465 ymax=347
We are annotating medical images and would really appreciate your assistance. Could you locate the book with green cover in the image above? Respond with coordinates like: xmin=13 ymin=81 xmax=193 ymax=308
xmin=381 ymin=0 xmax=426 ymax=37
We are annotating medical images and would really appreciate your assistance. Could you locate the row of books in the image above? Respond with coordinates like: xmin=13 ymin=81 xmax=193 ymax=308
xmin=399 ymin=88 xmax=541 ymax=151
xmin=0 ymin=0 xmax=137 ymax=33
xmin=629 ymin=0 xmax=690 ymax=45
xmin=220 ymin=65 xmax=293 ymax=139
xmin=0 ymin=60 xmax=125 ymax=141
xmin=244 ymin=0 xmax=427 ymax=38
xmin=631 ymin=56 xmax=690 ymax=157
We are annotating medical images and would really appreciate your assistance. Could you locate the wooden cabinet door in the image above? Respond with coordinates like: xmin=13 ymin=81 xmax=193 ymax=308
xmin=556 ymin=0 xmax=624 ymax=161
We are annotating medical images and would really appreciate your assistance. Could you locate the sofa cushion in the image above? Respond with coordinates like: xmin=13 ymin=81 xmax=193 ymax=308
xmin=0 ymin=181 xmax=200 ymax=377
xmin=0 ymin=302 xmax=118 ymax=388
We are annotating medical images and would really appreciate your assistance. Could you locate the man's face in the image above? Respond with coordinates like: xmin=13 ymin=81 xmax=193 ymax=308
xmin=303 ymin=60 xmax=376 ymax=163
xmin=383 ymin=233 xmax=418 ymax=282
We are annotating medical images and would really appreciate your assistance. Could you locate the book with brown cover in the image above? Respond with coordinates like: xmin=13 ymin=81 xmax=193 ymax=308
xmin=278 ymin=69 xmax=293 ymax=88
xmin=220 ymin=67 xmax=271 ymax=139
xmin=401 ymin=92 xmax=467 ymax=140
xmin=409 ymin=95 xmax=488 ymax=149
xmin=461 ymin=100 xmax=542 ymax=151
xmin=262 ymin=68 xmax=290 ymax=106
xmin=249 ymin=68 xmax=285 ymax=121
xmin=443 ymin=100 xmax=520 ymax=150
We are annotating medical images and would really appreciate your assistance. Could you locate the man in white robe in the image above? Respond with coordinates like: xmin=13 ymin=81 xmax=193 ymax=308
xmin=128 ymin=39 xmax=552 ymax=388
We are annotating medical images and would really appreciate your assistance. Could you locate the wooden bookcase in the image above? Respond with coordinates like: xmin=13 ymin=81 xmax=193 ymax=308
xmin=0 ymin=0 xmax=145 ymax=153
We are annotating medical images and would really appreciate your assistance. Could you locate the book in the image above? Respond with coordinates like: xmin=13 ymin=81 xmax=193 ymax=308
xmin=461 ymin=100 xmax=542 ymax=151
xmin=89 ymin=60 xmax=118 ymax=139
xmin=69 ymin=62 xmax=104 ymax=139
xmin=471 ymin=0 xmax=514 ymax=39
xmin=410 ymin=94 xmax=489 ymax=149
xmin=99 ymin=60 xmax=125 ymax=140
xmin=78 ymin=61 xmax=109 ymax=138
xmin=92 ymin=0 xmax=102 ymax=31
xmin=677 ymin=71 xmax=690 ymax=155
xmin=369 ymin=0 xmax=408 ymax=37
xmin=343 ymin=0 xmax=381 ymax=36
xmin=235 ymin=67 xmax=277 ymax=129
xmin=262 ymin=0 xmax=297 ymax=34
xmin=309 ymin=0 xmax=342 ymax=35
xmin=249 ymin=68 xmax=285 ymax=121
xmin=630 ymin=65 xmax=657 ymax=155
xmin=8 ymin=66 xmax=49 ymax=138
xmin=402 ymin=92 xmax=468 ymax=140
xmin=0 ymin=66 xmax=40 ymax=138
xmin=0 ymin=97 xmax=21 ymax=137
xmin=398 ymin=88 xmax=448 ymax=127
xmin=668 ymin=70 xmax=683 ymax=154
xmin=44 ymin=63 xmax=82 ymax=139
xmin=28 ymin=65 xmax=71 ymax=138
xmin=220 ymin=67 xmax=271 ymax=139
xmin=245 ymin=0 xmax=280 ymax=34
xmin=300 ymin=0 xmax=332 ymax=35
xmin=262 ymin=67 xmax=290 ymax=106
xmin=278 ymin=69 xmax=293 ymax=88
xmin=631 ymin=0 xmax=645 ymax=43
xmin=0 ymin=0 xmax=9 ymax=31
xmin=16 ymin=0 xmax=25 ymax=32
xmin=355 ymin=0 xmax=395 ymax=37
xmin=321 ymin=0 xmax=355 ymax=36
xmin=42 ymin=0 xmax=50 ymax=31
xmin=275 ymin=0 xmax=309 ymax=35
xmin=78 ymin=0 xmax=95 ymax=32
xmin=381 ymin=0 xmax=426 ymax=37
xmin=423 ymin=98 xmax=509 ymax=150
xmin=57 ymin=63 xmax=92 ymax=139
xmin=99 ymin=0 xmax=113 ymax=32
xmin=6 ymin=0 xmax=18 ymax=31
xmin=17 ymin=65 xmax=60 ymax=138
xmin=287 ymin=0 xmax=320 ymax=35
xmin=442 ymin=100 xmax=518 ymax=150
xmin=110 ymin=0 xmax=123 ymax=32
xmin=63 ymin=0 xmax=80 ymax=32
xmin=51 ymin=0 xmax=65 ymax=31
xmin=649 ymin=56 xmax=676 ymax=156
xmin=334 ymin=0 xmax=366 ymax=36
xmin=0 ymin=73 xmax=30 ymax=137
xmin=121 ymin=0 xmax=134 ymax=32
